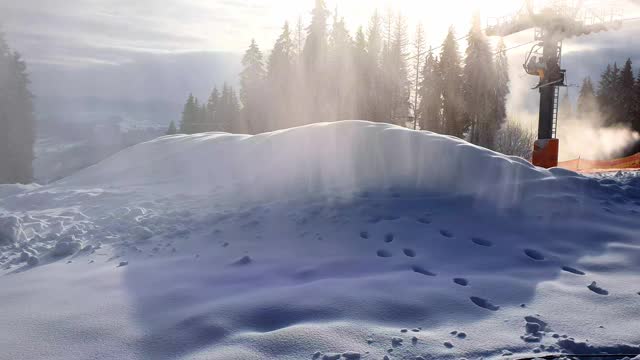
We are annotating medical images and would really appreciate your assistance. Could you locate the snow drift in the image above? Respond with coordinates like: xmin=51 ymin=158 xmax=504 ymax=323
xmin=58 ymin=121 xmax=572 ymax=208
xmin=1 ymin=121 xmax=639 ymax=360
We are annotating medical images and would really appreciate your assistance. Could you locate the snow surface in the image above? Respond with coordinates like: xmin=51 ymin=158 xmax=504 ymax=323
xmin=1 ymin=121 xmax=639 ymax=360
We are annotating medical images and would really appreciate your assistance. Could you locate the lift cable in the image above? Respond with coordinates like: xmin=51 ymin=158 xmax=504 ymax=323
xmin=406 ymin=15 xmax=640 ymax=62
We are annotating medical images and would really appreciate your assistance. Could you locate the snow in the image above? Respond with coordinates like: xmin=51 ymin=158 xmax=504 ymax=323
xmin=1 ymin=121 xmax=639 ymax=359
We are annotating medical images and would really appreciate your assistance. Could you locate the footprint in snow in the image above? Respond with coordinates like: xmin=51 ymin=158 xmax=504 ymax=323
xmin=440 ymin=229 xmax=454 ymax=238
xmin=117 ymin=261 xmax=128 ymax=268
xmin=403 ymin=248 xmax=416 ymax=257
xmin=562 ymin=266 xmax=586 ymax=275
xmin=470 ymin=296 xmax=500 ymax=311
xmin=454 ymin=278 xmax=469 ymax=286
xmin=232 ymin=255 xmax=252 ymax=266
xmin=417 ymin=217 xmax=431 ymax=224
xmin=360 ymin=231 xmax=369 ymax=239
xmin=377 ymin=250 xmax=393 ymax=258
xmin=384 ymin=233 xmax=395 ymax=243
xmin=411 ymin=265 xmax=436 ymax=276
xmin=471 ymin=237 xmax=493 ymax=247
xmin=588 ymin=282 xmax=609 ymax=295
xmin=524 ymin=249 xmax=545 ymax=261
xmin=341 ymin=352 xmax=361 ymax=360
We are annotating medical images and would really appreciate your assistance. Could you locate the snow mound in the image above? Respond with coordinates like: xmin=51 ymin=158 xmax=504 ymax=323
xmin=2 ymin=121 xmax=640 ymax=360
xmin=58 ymin=121 xmax=565 ymax=206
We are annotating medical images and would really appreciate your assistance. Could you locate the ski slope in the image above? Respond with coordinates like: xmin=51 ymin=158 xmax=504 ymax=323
xmin=1 ymin=121 xmax=639 ymax=360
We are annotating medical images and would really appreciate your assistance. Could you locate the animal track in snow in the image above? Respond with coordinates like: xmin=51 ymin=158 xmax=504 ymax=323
xmin=411 ymin=265 xmax=436 ymax=276
xmin=470 ymin=296 xmax=500 ymax=311
xmin=471 ymin=237 xmax=493 ymax=247
xmin=360 ymin=231 xmax=369 ymax=239
xmin=440 ymin=230 xmax=454 ymax=238
xmin=562 ymin=266 xmax=585 ymax=275
xmin=403 ymin=248 xmax=416 ymax=257
xmin=377 ymin=250 xmax=392 ymax=258
xmin=588 ymin=282 xmax=609 ymax=295
xmin=524 ymin=249 xmax=545 ymax=261
xmin=232 ymin=255 xmax=252 ymax=266
xmin=384 ymin=233 xmax=395 ymax=243
xmin=417 ymin=217 xmax=431 ymax=224
xmin=454 ymin=278 xmax=469 ymax=286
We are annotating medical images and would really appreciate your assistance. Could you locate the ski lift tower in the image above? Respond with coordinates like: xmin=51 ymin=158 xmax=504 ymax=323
xmin=486 ymin=0 xmax=623 ymax=168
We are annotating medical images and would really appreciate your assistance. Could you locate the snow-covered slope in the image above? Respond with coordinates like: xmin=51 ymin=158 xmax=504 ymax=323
xmin=1 ymin=121 xmax=639 ymax=360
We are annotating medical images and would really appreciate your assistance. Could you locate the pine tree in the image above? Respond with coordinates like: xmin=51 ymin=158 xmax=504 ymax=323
xmin=353 ymin=26 xmax=369 ymax=120
xmin=463 ymin=14 xmax=495 ymax=147
xmin=633 ymin=72 xmax=640 ymax=132
xmin=303 ymin=0 xmax=329 ymax=71
xmin=179 ymin=94 xmax=198 ymax=134
xmin=578 ymin=77 xmax=598 ymax=118
xmin=598 ymin=62 xmax=621 ymax=125
xmin=166 ymin=120 xmax=178 ymax=135
xmin=380 ymin=13 xmax=410 ymax=126
xmin=219 ymin=84 xmax=241 ymax=133
xmin=0 ymin=32 xmax=35 ymax=184
xmin=418 ymin=48 xmax=443 ymax=132
xmin=328 ymin=10 xmax=355 ymax=121
xmin=267 ymin=22 xmax=295 ymax=130
xmin=411 ymin=23 xmax=426 ymax=129
xmin=366 ymin=10 xmax=385 ymax=122
xmin=439 ymin=27 xmax=465 ymax=137
xmin=293 ymin=16 xmax=306 ymax=60
xmin=240 ymin=39 xmax=266 ymax=133
xmin=493 ymin=38 xmax=510 ymax=137
xmin=303 ymin=0 xmax=330 ymax=124
xmin=619 ymin=58 xmax=635 ymax=124
xmin=206 ymin=87 xmax=220 ymax=131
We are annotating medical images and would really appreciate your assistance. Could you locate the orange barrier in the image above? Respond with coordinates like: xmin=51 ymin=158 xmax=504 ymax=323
xmin=558 ymin=153 xmax=640 ymax=172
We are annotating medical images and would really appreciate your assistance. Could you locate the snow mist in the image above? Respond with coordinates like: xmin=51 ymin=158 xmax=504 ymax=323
xmin=557 ymin=115 xmax=640 ymax=161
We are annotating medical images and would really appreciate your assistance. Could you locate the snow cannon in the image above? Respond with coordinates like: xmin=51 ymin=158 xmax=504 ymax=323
xmin=532 ymin=138 xmax=559 ymax=169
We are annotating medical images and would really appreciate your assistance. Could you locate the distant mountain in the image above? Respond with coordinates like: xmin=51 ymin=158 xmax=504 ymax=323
xmin=29 ymin=51 xmax=242 ymax=183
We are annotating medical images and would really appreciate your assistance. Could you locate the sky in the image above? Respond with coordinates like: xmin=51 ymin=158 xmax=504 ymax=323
xmin=0 ymin=0 xmax=524 ymax=66
xmin=1 ymin=0 xmax=640 ymax=109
